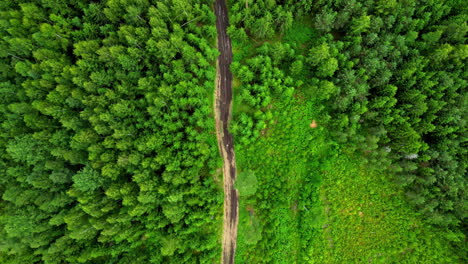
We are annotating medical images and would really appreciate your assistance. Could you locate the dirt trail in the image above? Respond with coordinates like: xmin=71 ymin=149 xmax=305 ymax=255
xmin=213 ymin=0 xmax=238 ymax=263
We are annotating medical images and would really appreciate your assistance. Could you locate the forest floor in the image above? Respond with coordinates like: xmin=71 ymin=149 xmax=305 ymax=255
xmin=214 ymin=0 xmax=238 ymax=263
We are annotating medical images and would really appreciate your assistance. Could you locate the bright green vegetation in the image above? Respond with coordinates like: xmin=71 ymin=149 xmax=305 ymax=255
xmin=229 ymin=0 xmax=466 ymax=262
xmin=0 ymin=1 xmax=222 ymax=263
xmin=235 ymin=93 xmax=325 ymax=263
xmin=0 ymin=0 xmax=466 ymax=263
xmin=230 ymin=38 xmax=461 ymax=263
xmin=309 ymin=154 xmax=460 ymax=263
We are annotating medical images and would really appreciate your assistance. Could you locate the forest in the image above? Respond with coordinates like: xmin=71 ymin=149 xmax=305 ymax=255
xmin=0 ymin=0 xmax=466 ymax=263
xmin=229 ymin=0 xmax=466 ymax=262
xmin=1 ymin=0 xmax=222 ymax=263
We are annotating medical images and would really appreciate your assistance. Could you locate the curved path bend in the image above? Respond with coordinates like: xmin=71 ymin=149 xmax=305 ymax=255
xmin=214 ymin=0 xmax=238 ymax=263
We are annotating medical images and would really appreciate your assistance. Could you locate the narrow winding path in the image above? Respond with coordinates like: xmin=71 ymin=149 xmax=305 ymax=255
xmin=213 ymin=0 xmax=238 ymax=263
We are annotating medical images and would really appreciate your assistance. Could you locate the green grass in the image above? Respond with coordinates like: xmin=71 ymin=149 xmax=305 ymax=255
xmin=283 ymin=18 xmax=317 ymax=45
xmin=307 ymin=154 xmax=460 ymax=263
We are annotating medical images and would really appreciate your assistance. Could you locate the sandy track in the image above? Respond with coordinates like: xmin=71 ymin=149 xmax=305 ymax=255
xmin=213 ymin=0 xmax=238 ymax=263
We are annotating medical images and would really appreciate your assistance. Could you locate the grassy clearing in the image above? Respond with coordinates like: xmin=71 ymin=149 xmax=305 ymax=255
xmin=307 ymin=154 xmax=460 ymax=263
xmin=234 ymin=103 xmax=459 ymax=263
xmin=234 ymin=92 xmax=327 ymax=263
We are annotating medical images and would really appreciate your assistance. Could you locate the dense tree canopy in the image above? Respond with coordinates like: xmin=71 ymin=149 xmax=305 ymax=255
xmin=0 ymin=0 xmax=222 ymax=263
xmin=229 ymin=0 xmax=466 ymax=261
xmin=0 ymin=0 xmax=466 ymax=263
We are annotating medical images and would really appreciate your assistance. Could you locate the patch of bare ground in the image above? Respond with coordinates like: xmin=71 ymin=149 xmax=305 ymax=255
xmin=214 ymin=0 xmax=238 ymax=263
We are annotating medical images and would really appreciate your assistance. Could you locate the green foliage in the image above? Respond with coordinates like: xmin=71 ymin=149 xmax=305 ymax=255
xmin=243 ymin=212 xmax=262 ymax=245
xmin=308 ymin=154 xmax=463 ymax=263
xmin=229 ymin=0 xmax=310 ymax=40
xmin=235 ymin=171 xmax=258 ymax=197
xmin=231 ymin=37 xmax=326 ymax=260
xmin=230 ymin=0 xmax=466 ymax=262
xmin=72 ymin=166 xmax=104 ymax=192
xmin=0 ymin=1 xmax=222 ymax=263
xmin=0 ymin=0 xmax=466 ymax=263
xmin=305 ymin=1 xmax=467 ymax=237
